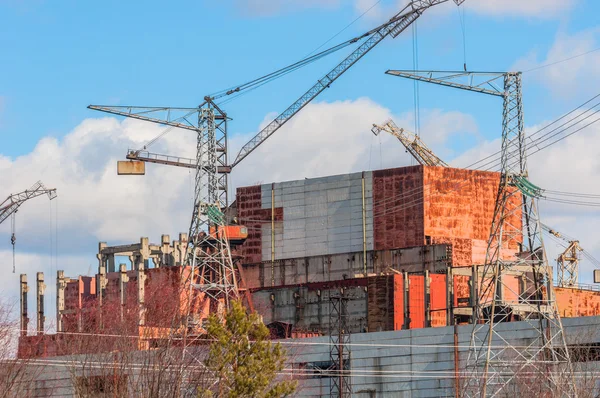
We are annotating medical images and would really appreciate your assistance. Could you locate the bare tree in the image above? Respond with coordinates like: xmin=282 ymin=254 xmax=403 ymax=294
xmin=0 ymin=299 xmax=44 ymax=398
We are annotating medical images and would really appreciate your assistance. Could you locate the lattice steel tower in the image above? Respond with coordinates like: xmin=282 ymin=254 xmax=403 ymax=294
xmin=330 ymin=291 xmax=351 ymax=398
xmin=385 ymin=71 xmax=575 ymax=397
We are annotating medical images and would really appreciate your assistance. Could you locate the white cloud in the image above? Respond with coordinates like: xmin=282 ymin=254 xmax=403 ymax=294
xmin=229 ymin=97 xmax=477 ymax=183
xmin=514 ymin=28 xmax=600 ymax=98
xmin=0 ymin=117 xmax=197 ymax=253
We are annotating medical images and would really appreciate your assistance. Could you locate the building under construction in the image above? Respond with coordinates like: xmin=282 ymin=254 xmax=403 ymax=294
xmin=17 ymin=164 xmax=600 ymax=396
xmin=10 ymin=0 xmax=600 ymax=396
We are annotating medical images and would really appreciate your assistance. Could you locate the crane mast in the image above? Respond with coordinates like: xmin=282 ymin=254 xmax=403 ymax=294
xmin=542 ymin=223 xmax=582 ymax=287
xmin=371 ymin=119 xmax=448 ymax=167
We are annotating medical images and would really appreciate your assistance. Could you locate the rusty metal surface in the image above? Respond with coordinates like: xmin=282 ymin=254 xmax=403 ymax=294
xmin=555 ymin=287 xmax=600 ymax=317
xmin=372 ymin=166 xmax=424 ymax=250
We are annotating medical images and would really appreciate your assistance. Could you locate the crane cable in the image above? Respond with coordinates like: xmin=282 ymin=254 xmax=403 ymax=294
xmin=10 ymin=212 xmax=16 ymax=273
xmin=457 ymin=2 xmax=467 ymax=71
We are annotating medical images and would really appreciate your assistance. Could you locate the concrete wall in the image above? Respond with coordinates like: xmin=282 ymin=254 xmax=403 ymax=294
xmin=259 ymin=171 xmax=374 ymax=262
xmin=242 ymin=244 xmax=452 ymax=289
xmin=22 ymin=316 xmax=600 ymax=397
xmin=291 ymin=316 xmax=600 ymax=397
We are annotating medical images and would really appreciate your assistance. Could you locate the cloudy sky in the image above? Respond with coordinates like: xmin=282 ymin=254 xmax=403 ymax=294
xmin=1 ymin=0 xmax=600 ymax=328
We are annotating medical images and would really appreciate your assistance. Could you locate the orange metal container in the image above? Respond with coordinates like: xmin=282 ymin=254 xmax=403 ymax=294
xmin=209 ymin=225 xmax=248 ymax=244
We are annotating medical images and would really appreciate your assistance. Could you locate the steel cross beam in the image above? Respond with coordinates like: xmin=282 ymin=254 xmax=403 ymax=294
xmin=385 ymin=70 xmax=575 ymax=396
xmin=385 ymin=70 xmax=505 ymax=97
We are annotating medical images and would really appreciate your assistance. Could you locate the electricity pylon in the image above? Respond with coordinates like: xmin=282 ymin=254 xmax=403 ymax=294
xmin=386 ymin=70 xmax=575 ymax=397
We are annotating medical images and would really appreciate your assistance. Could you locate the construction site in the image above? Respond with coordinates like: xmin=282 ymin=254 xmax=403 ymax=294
xmin=4 ymin=1 xmax=600 ymax=397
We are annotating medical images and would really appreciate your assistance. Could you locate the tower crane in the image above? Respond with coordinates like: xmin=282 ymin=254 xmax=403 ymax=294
xmin=88 ymin=0 xmax=467 ymax=325
xmin=542 ymin=223 xmax=583 ymax=287
xmin=371 ymin=118 xmax=448 ymax=167
xmin=0 ymin=181 xmax=57 ymax=272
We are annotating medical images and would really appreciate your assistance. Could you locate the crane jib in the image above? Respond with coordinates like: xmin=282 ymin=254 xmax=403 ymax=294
xmin=231 ymin=0 xmax=462 ymax=168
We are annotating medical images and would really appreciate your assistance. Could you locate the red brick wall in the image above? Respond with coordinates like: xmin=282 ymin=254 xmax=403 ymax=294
xmin=236 ymin=185 xmax=283 ymax=264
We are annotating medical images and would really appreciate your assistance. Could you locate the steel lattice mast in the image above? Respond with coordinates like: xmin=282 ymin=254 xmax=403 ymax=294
xmin=542 ymin=223 xmax=582 ymax=288
xmin=386 ymin=71 xmax=575 ymax=396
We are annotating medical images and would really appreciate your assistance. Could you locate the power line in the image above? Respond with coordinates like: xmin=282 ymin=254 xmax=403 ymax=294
xmin=524 ymin=46 xmax=600 ymax=73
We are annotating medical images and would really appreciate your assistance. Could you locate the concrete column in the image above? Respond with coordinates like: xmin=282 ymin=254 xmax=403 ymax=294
xmin=425 ymin=270 xmax=431 ymax=328
xmin=36 ymin=272 xmax=45 ymax=335
xmin=108 ymin=255 xmax=115 ymax=273
xmin=97 ymin=264 xmax=107 ymax=329
xmin=161 ymin=234 xmax=171 ymax=267
xmin=136 ymin=257 xmax=146 ymax=326
xmin=56 ymin=271 xmax=66 ymax=333
xmin=20 ymin=274 xmax=28 ymax=337
xmin=140 ymin=237 xmax=150 ymax=267
xmin=119 ymin=264 xmax=129 ymax=323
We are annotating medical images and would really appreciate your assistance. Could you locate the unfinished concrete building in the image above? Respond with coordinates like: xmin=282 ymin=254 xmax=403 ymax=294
xmin=18 ymin=165 xmax=600 ymax=362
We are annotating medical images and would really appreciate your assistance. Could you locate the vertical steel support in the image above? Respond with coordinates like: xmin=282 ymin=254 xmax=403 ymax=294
xmin=403 ymin=271 xmax=410 ymax=330
xmin=57 ymin=271 xmax=66 ymax=333
xmin=185 ymin=100 xmax=240 ymax=332
xmin=20 ymin=274 xmax=28 ymax=336
xmin=36 ymin=272 xmax=45 ymax=335
xmin=447 ymin=267 xmax=454 ymax=326
xmin=330 ymin=290 xmax=352 ymax=398
xmin=424 ymin=270 xmax=431 ymax=328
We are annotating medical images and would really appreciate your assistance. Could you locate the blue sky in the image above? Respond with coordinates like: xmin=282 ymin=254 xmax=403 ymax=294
xmin=2 ymin=0 xmax=600 ymax=317
xmin=2 ymin=0 xmax=599 ymax=158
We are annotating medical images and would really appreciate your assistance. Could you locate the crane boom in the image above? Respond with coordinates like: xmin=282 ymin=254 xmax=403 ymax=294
xmin=372 ymin=119 xmax=448 ymax=167
xmin=0 ymin=181 xmax=57 ymax=225
xmin=232 ymin=0 xmax=465 ymax=167
xmin=126 ymin=150 xmax=232 ymax=173
xmin=542 ymin=223 xmax=583 ymax=287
